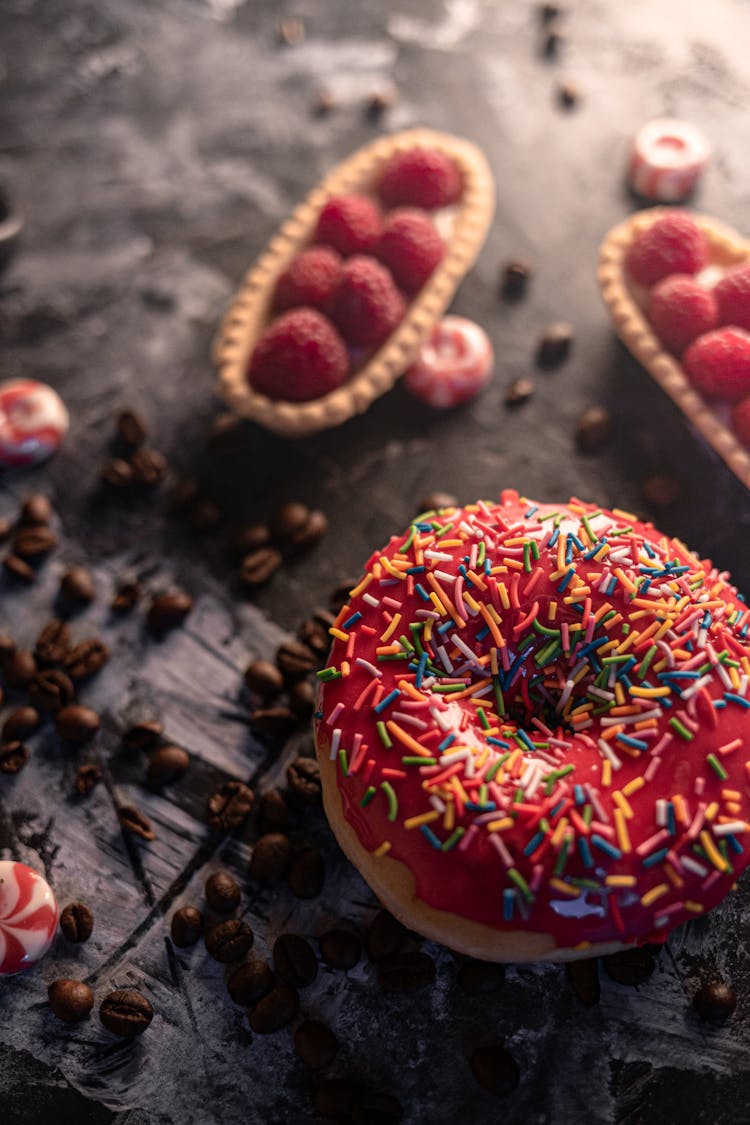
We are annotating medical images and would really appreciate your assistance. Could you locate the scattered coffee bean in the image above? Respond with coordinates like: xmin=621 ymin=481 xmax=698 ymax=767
xmin=259 ymin=788 xmax=292 ymax=830
xmin=276 ymin=639 xmax=317 ymax=680
xmin=34 ymin=619 xmax=72 ymax=666
xmin=536 ymin=321 xmax=573 ymax=367
xmin=291 ymin=509 xmax=328 ymax=551
xmin=294 ymin=1019 xmax=338 ymax=1070
xmin=504 ymin=377 xmax=534 ymax=405
xmin=19 ymin=493 xmax=53 ymax=525
xmin=298 ymin=612 xmax=333 ymax=657
xmin=48 ymin=979 xmax=94 ymax=1023
xmin=101 ymin=458 xmax=134 ymax=489
xmin=122 ymin=719 xmax=163 ymax=752
xmin=602 ymin=947 xmax=655 ymax=986
xmin=130 ymin=447 xmax=167 ymax=486
xmin=206 ymin=780 xmax=254 ymax=831
xmin=118 ymin=804 xmax=155 ymax=841
xmin=0 ymin=740 xmax=29 ymax=773
xmin=73 ymin=763 xmax=102 ymax=796
xmin=170 ymin=906 xmax=204 ymax=948
xmin=100 ymin=989 xmax=154 ymax=1037
xmin=286 ymin=757 xmax=322 ymax=804
xmin=116 ymin=408 xmax=148 ymax=448
xmin=366 ymin=910 xmax=407 ymax=963
xmin=270 ymin=501 xmax=309 ymax=544
xmin=147 ymin=745 xmax=189 ymax=787
xmin=565 ymin=958 xmax=600 ymax=1006
xmin=13 ymin=525 xmax=57 ymax=559
xmin=329 ymin=580 xmax=358 ymax=614
xmin=243 ymin=660 xmax=283 ymax=698
xmin=456 ymin=959 xmax=506 ymax=995
xmin=1 ymin=706 xmax=40 ymax=742
xmin=0 ymin=516 xmax=10 ymax=540
xmin=235 ymin=522 xmax=271 ymax=556
xmin=543 ymin=20 xmax=566 ymax=56
xmin=288 ymin=846 xmax=325 ymax=899
xmin=205 ymin=870 xmax=241 ymax=914
xmin=642 ymin=473 xmax=681 ymax=508
xmin=226 ymin=958 xmax=275 ymax=1006
xmin=377 ymin=951 xmax=436 ymax=993
xmin=29 ymin=668 xmax=75 ymax=712
xmin=353 ymin=1091 xmax=405 ymax=1125
xmin=539 ymin=1 xmax=563 ymax=20
xmin=147 ymin=590 xmax=193 ymax=635
xmin=576 ymin=405 xmax=612 ymax=452
xmin=417 ymin=491 xmax=459 ymax=513
xmin=111 ymin=579 xmax=141 ymax=614
xmin=168 ymin=477 xmax=200 ymax=513
xmin=3 ymin=649 xmax=37 ymax=688
xmin=692 ymin=980 xmax=737 ymax=1023
xmin=240 ymin=547 xmax=283 ymax=588
xmin=289 ymin=679 xmax=315 ymax=719
xmin=56 ymin=704 xmax=100 ymax=744
xmin=312 ymin=1079 xmax=359 ymax=1121
xmin=319 ymin=928 xmax=362 ymax=971
xmin=63 ymin=638 xmax=110 ymax=679
xmin=312 ymin=86 xmax=336 ymax=116
xmin=557 ymin=79 xmax=579 ymax=108
xmin=59 ymin=901 xmax=94 ymax=943
xmin=366 ymin=86 xmax=397 ymax=120
xmin=205 ymin=918 xmax=254 ymax=963
xmin=248 ymin=985 xmax=299 ymax=1034
xmin=3 ymin=554 xmax=34 ymax=583
xmin=470 ymin=1044 xmax=520 ymax=1096
xmin=59 ymin=566 xmax=95 ymax=605
xmin=273 ymin=933 xmax=318 ymax=988
xmin=249 ymin=706 xmax=297 ymax=736
xmin=501 ymin=260 xmax=533 ymax=300
xmin=250 ymin=833 xmax=292 ymax=886
xmin=276 ymin=16 xmax=304 ymax=45
xmin=0 ymin=635 xmax=16 ymax=661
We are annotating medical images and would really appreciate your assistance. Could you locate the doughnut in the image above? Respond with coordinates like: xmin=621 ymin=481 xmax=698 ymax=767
xmin=403 ymin=316 xmax=494 ymax=408
xmin=314 ymin=491 xmax=750 ymax=962
xmin=0 ymin=378 xmax=69 ymax=467
xmin=627 ymin=118 xmax=710 ymax=203
xmin=0 ymin=860 xmax=59 ymax=975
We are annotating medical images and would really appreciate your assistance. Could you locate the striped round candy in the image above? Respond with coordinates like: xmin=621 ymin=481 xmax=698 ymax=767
xmin=404 ymin=316 xmax=494 ymax=408
xmin=0 ymin=378 xmax=69 ymax=467
xmin=628 ymin=118 xmax=710 ymax=203
xmin=0 ymin=861 xmax=59 ymax=975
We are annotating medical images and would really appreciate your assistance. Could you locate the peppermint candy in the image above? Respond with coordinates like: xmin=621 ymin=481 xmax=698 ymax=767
xmin=0 ymin=860 xmax=59 ymax=975
xmin=404 ymin=316 xmax=494 ymax=408
xmin=0 ymin=378 xmax=69 ymax=467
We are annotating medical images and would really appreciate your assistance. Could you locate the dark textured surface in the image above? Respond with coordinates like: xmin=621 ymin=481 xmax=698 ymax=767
xmin=2 ymin=1 xmax=750 ymax=1122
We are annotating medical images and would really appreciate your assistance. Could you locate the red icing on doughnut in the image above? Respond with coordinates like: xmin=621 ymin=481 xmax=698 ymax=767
xmin=315 ymin=492 xmax=750 ymax=951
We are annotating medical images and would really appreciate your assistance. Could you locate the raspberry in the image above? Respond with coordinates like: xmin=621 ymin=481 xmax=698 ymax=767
xmin=714 ymin=264 xmax=750 ymax=332
xmin=683 ymin=327 xmax=750 ymax=402
xmin=274 ymin=247 xmax=342 ymax=312
xmin=314 ymin=194 xmax=382 ymax=257
xmin=732 ymin=395 xmax=750 ymax=446
xmin=331 ymin=255 xmax=406 ymax=348
xmin=625 ymin=211 xmax=708 ymax=288
xmin=248 ymin=308 xmax=349 ymax=402
xmin=377 ymin=147 xmax=462 ymax=210
xmin=647 ymin=274 xmax=718 ymax=355
xmin=375 ymin=208 xmax=444 ymax=292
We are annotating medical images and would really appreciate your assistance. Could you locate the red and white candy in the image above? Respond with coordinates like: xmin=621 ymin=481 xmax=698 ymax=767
xmin=0 ymin=860 xmax=59 ymax=975
xmin=628 ymin=118 xmax=710 ymax=203
xmin=404 ymin=316 xmax=493 ymax=408
xmin=0 ymin=378 xmax=69 ymax=468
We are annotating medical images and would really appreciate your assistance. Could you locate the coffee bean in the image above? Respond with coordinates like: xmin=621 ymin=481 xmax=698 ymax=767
xmin=289 ymin=679 xmax=316 ymax=719
xmin=116 ymin=408 xmax=148 ymax=448
xmin=147 ymin=591 xmax=193 ymax=635
xmin=312 ymin=86 xmax=336 ymax=117
xmin=298 ymin=613 xmax=333 ymax=657
xmin=56 ymin=704 xmax=100 ymax=744
xmin=19 ymin=494 xmax=53 ymax=525
xmin=249 ymin=707 xmax=297 ymax=736
xmin=470 ymin=1044 xmax=520 ymax=1096
xmin=539 ymin=1 xmax=563 ymax=21
xmin=329 ymin=580 xmax=358 ymax=614
xmin=170 ymin=906 xmax=204 ymax=948
xmin=205 ymin=918 xmax=254 ymax=963
xmin=111 ymin=579 xmax=140 ymax=614
xmin=59 ymin=901 xmax=94 ymax=943
xmin=259 ymin=788 xmax=292 ymax=830
xmin=48 ymin=979 xmax=94 ymax=1023
xmin=122 ymin=720 xmax=163 ymax=752
xmin=319 ymin=928 xmax=362 ymax=971
xmin=312 ymin=1079 xmax=359 ymax=1121
xmin=557 ymin=79 xmax=579 ymax=108
xmin=576 ymin=405 xmax=612 ymax=453
xmin=34 ymin=619 xmax=72 ymax=666
xmin=130 ymin=447 xmax=167 ymax=486
xmin=63 ymin=638 xmax=110 ymax=680
xmin=353 ymin=1091 xmax=405 ymax=1125
xmin=235 ymin=523 xmax=271 ymax=556
xmin=642 ymin=473 xmax=681 ymax=508
xmin=226 ymin=958 xmax=275 ymax=1006
xmin=276 ymin=640 xmax=317 ymax=680
xmin=118 ymin=804 xmax=155 ymax=841
xmin=692 ymin=980 xmax=737 ymax=1023
xmin=205 ymin=870 xmax=241 ymax=913
xmin=29 ymin=669 xmax=75 ymax=712
xmin=13 ymin=525 xmax=57 ymax=559
xmin=147 ymin=745 xmax=189 ymax=786
xmin=293 ymin=1019 xmax=338 ymax=1070
xmin=366 ymin=910 xmax=407 ymax=963
xmin=377 ymin=951 xmax=436 ymax=993
xmin=101 ymin=458 xmax=134 ymax=488
xmin=537 ymin=322 xmax=573 ymax=367
xmin=0 ymin=516 xmax=10 ymax=541
xmin=288 ymin=847 xmax=325 ymax=899
xmin=249 ymin=833 xmax=292 ymax=886
xmin=3 ymin=555 xmax=34 ymax=583
xmin=243 ymin=660 xmax=283 ymax=698
xmin=240 ymin=547 xmax=283 ymax=588
xmin=457 ymin=959 xmax=506 ymax=995
xmin=286 ymin=757 xmax=322 ymax=804
xmin=273 ymin=933 xmax=318 ymax=988
xmin=565 ymin=958 xmax=600 ymax=1006
xmin=276 ymin=16 xmax=305 ymax=45
xmin=365 ymin=86 xmax=397 ymax=120
xmin=602 ymin=947 xmax=655 ymax=986
xmin=501 ymin=259 xmax=533 ymax=300
xmin=73 ymin=763 xmax=102 ymax=796
xmin=1 ymin=706 xmax=40 ymax=742
xmin=270 ymin=501 xmax=310 ymax=543
xmin=504 ymin=377 xmax=534 ymax=405
xmin=291 ymin=509 xmax=328 ymax=551
xmin=417 ymin=491 xmax=459 ymax=513
xmin=0 ymin=635 xmax=16 ymax=661
xmin=0 ymin=740 xmax=29 ymax=773
xmin=100 ymin=989 xmax=154 ymax=1037
xmin=4 ymin=649 xmax=37 ymax=688
xmin=206 ymin=780 xmax=254 ymax=831
xmin=543 ymin=21 xmax=566 ymax=56
xmin=59 ymin=566 xmax=95 ymax=605
xmin=168 ymin=476 xmax=200 ymax=513
xmin=248 ymin=985 xmax=299 ymax=1034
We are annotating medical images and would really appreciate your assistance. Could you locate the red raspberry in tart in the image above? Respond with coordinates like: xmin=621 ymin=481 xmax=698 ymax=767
xmin=375 ymin=208 xmax=444 ymax=293
xmin=275 ymin=247 xmax=342 ymax=312
xmin=314 ymin=194 xmax=382 ymax=257
xmin=683 ymin=326 xmax=750 ymax=401
xmin=377 ymin=147 xmax=462 ymax=210
xmin=248 ymin=308 xmax=349 ymax=402
xmin=732 ymin=395 xmax=750 ymax=446
xmin=714 ymin=264 xmax=750 ymax=332
xmin=647 ymin=274 xmax=718 ymax=355
xmin=331 ymin=255 xmax=406 ymax=348
xmin=625 ymin=211 xmax=708 ymax=288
